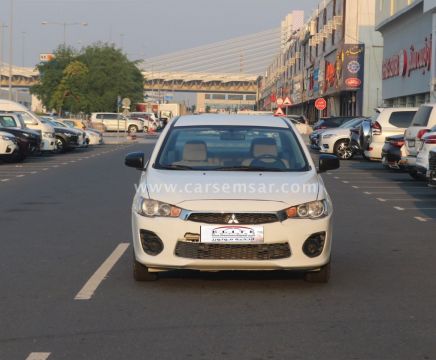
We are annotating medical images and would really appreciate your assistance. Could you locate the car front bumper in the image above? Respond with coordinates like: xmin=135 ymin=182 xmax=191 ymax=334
xmin=132 ymin=211 xmax=333 ymax=271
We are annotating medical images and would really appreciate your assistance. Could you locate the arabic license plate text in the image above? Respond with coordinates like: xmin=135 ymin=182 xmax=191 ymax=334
xmin=201 ymin=225 xmax=264 ymax=243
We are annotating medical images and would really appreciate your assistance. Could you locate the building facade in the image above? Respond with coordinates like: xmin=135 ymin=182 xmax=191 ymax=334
xmin=196 ymin=93 xmax=257 ymax=113
xmin=376 ymin=0 xmax=436 ymax=106
xmin=260 ymin=0 xmax=383 ymax=122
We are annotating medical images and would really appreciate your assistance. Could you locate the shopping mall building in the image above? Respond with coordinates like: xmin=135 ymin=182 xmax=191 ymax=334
xmin=377 ymin=0 xmax=436 ymax=107
xmin=259 ymin=0 xmax=384 ymax=122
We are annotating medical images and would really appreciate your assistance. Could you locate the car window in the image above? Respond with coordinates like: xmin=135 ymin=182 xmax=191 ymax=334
xmin=388 ymin=111 xmax=416 ymax=128
xmin=0 ymin=116 xmax=18 ymax=127
xmin=96 ymin=114 xmax=103 ymax=119
xmin=412 ymin=106 xmax=432 ymax=127
xmin=155 ymin=126 xmax=309 ymax=172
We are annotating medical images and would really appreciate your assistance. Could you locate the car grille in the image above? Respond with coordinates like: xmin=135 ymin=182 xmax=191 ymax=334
xmin=187 ymin=213 xmax=280 ymax=224
xmin=175 ymin=241 xmax=291 ymax=260
xmin=429 ymin=152 xmax=436 ymax=171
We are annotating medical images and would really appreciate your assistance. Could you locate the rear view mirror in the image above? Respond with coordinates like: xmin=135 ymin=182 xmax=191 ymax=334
xmin=318 ymin=154 xmax=340 ymax=173
xmin=125 ymin=152 xmax=145 ymax=170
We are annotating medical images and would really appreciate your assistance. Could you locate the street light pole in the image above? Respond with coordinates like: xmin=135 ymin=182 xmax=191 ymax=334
xmin=21 ymin=31 xmax=26 ymax=67
xmin=41 ymin=21 xmax=88 ymax=47
xmin=8 ymin=0 xmax=14 ymax=100
xmin=0 ymin=22 xmax=8 ymax=92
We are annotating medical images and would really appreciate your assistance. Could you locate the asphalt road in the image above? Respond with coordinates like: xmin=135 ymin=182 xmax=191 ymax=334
xmin=1 ymin=142 xmax=436 ymax=360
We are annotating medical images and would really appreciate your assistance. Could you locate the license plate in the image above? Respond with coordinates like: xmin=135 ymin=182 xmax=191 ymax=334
xmin=408 ymin=140 xmax=415 ymax=147
xmin=201 ymin=225 xmax=264 ymax=243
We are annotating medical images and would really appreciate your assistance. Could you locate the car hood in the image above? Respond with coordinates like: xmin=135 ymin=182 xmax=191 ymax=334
xmin=141 ymin=170 xmax=320 ymax=211
xmin=0 ymin=127 xmax=40 ymax=139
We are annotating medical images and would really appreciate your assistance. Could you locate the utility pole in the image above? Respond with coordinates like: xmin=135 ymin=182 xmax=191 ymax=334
xmin=0 ymin=22 xmax=8 ymax=92
xmin=8 ymin=0 xmax=14 ymax=100
xmin=21 ymin=31 xmax=26 ymax=67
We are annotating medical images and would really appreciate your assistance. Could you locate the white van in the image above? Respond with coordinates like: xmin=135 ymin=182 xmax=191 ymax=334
xmin=0 ymin=99 xmax=56 ymax=151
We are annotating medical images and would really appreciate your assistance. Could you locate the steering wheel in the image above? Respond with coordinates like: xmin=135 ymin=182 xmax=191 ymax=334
xmin=252 ymin=154 xmax=286 ymax=168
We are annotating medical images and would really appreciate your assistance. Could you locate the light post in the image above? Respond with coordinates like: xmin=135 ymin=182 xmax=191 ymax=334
xmin=119 ymin=33 xmax=125 ymax=50
xmin=41 ymin=21 xmax=88 ymax=46
xmin=21 ymin=31 xmax=26 ymax=67
xmin=8 ymin=0 xmax=14 ymax=100
xmin=0 ymin=22 xmax=8 ymax=92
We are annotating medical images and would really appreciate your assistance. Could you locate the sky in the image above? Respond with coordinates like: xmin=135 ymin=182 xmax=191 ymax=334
xmin=0 ymin=0 xmax=320 ymax=68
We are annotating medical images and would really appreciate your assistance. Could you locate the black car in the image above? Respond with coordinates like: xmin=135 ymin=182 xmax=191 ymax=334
xmin=43 ymin=120 xmax=80 ymax=153
xmin=0 ymin=126 xmax=41 ymax=162
xmin=381 ymin=134 xmax=405 ymax=170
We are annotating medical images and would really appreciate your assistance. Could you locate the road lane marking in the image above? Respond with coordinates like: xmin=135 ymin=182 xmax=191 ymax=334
xmin=394 ymin=207 xmax=436 ymax=211
xmin=376 ymin=198 xmax=436 ymax=202
xmin=1 ymin=179 xmax=10 ymax=182
xmin=334 ymin=176 xmax=340 ymax=179
xmin=16 ymin=175 xmax=25 ymax=178
xmin=25 ymin=353 xmax=51 ymax=360
xmin=74 ymin=243 xmax=130 ymax=300
xmin=394 ymin=207 xmax=405 ymax=211
xmin=415 ymin=217 xmax=429 ymax=222
xmin=377 ymin=198 xmax=387 ymax=202
xmin=352 ymin=186 xmax=360 ymax=189
xmin=362 ymin=191 xmax=432 ymax=194
xmin=342 ymin=180 xmax=349 ymax=184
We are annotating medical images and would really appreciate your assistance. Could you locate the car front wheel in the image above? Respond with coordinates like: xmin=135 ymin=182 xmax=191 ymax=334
xmin=334 ymin=139 xmax=353 ymax=160
xmin=54 ymin=137 xmax=66 ymax=153
xmin=128 ymin=125 xmax=138 ymax=134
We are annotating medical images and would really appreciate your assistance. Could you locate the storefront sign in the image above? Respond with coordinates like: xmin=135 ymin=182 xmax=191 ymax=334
xmin=382 ymin=35 xmax=432 ymax=80
xmin=345 ymin=78 xmax=362 ymax=87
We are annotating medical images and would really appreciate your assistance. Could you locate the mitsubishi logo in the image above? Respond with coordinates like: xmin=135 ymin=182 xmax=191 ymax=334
xmin=227 ymin=214 xmax=239 ymax=224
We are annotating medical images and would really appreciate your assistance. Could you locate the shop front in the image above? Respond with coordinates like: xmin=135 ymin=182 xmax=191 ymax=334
xmin=378 ymin=1 xmax=432 ymax=107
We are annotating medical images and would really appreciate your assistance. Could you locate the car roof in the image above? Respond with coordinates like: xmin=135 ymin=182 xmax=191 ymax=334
xmin=174 ymin=114 xmax=289 ymax=128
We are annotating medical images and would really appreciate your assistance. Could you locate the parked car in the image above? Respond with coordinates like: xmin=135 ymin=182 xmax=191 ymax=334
xmin=310 ymin=116 xmax=356 ymax=149
xmin=415 ymin=126 xmax=436 ymax=179
xmin=59 ymin=119 xmax=103 ymax=145
xmin=0 ymin=113 xmax=42 ymax=161
xmin=0 ymin=99 xmax=56 ymax=152
xmin=429 ymin=150 xmax=436 ymax=187
xmin=44 ymin=118 xmax=87 ymax=148
xmin=43 ymin=119 xmax=80 ymax=153
xmin=381 ymin=134 xmax=406 ymax=170
xmin=129 ymin=112 xmax=158 ymax=131
xmin=318 ymin=118 xmax=367 ymax=159
xmin=404 ymin=104 xmax=436 ymax=179
xmin=125 ymin=114 xmax=340 ymax=283
xmin=90 ymin=113 xmax=145 ymax=133
xmin=361 ymin=107 xmax=417 ymax=161
xmin=0 ymin=131 xmax=18 ymax=160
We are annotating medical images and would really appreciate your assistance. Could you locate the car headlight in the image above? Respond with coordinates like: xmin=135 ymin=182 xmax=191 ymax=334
xmin=134 ymin=197 xmax=182 ymax=218
xmin=285 ymin=200 xmax=328 ymax=219
xmin=322 ymin=134 xmax=334 ymax=139
xmin=43 ymin=132 xmax=55 ymax=138
xmin=1 ymin=135 xmax=15 ymax=141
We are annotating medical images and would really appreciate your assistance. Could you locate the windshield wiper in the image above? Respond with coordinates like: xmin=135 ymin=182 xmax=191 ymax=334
xmin=158 ymin=164 xmax=195 ymax=170
xmin=213 ymin=166 xmax=287 ymax=172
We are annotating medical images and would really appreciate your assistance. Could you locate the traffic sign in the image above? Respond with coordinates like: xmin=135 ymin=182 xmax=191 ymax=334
xmin=276 ymin=97 xmax=284 ymax=106
xmin=283 ymin=97 xmax=292 ymax=106
xmin=122 ymin=98 xmax=131 ymax=109
xmin=315 ymin=98 xmax=327 ymax=111
xmin=274 ymin=107 xmax=285 ymax=116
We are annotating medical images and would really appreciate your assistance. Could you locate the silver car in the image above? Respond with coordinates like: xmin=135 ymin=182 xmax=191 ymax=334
xmin=90 ymin=113 xmax=144 ymax=133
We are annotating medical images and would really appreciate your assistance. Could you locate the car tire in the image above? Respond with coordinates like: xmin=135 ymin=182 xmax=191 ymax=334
xmin=4 ymin=150 xmax=26 ymax=163
xmin=133 ymin=256 xmax=159 ymax=281
xmin=128 ymin=125 xmax=138 ymax=134
xmin=333 ymin=139 xmax=353 ymax=160
xmin=54 ymin=137 xmax=66 ymax=153
xmin=304 ymin=262 xmax=330 ymax=283
xmin=409 ymin=169 xmax=426 ymax=181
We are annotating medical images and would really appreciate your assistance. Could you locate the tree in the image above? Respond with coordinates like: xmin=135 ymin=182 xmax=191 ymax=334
xmin=205 ymin=105 xmax=211 ymax=113
xmin=31 ymin=43 xmax=144 ymax=114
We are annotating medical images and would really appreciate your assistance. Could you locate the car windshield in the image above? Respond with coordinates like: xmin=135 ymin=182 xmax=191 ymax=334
xmin=339 ymin=118 xmax=362 ymax=129
xmin=155 ymin=126 xmax=309 ymax=172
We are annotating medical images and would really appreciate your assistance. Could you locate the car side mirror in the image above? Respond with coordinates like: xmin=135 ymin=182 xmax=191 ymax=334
xmin=318 ymin=154 xmax=340 ymax=173
xmin=125 ymin=152 xmax=145 ymax=170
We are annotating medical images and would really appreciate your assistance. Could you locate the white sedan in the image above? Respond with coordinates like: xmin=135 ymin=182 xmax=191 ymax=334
xmin=0 ymin=131 xmax=18 ymax=157
xmin=125 ymin=115 xmax=340 ymax=283
xmin=319 ymin=118 xmax=366 ymax=159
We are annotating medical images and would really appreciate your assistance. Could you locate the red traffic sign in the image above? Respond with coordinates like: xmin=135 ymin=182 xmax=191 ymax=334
xmin=274 ymin=107 xmax=285 ymax=116
xmin=315 ymin=98 xmax=327 ymax=111
xmin=283 ymin=97 xmax=292 ymax=106
xmin=276 ymin=97 xmax=284 ymax=106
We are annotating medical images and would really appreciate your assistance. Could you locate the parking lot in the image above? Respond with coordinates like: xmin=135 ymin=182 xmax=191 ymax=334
xmin=1 ymin=139 xmax=436 ymax=360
